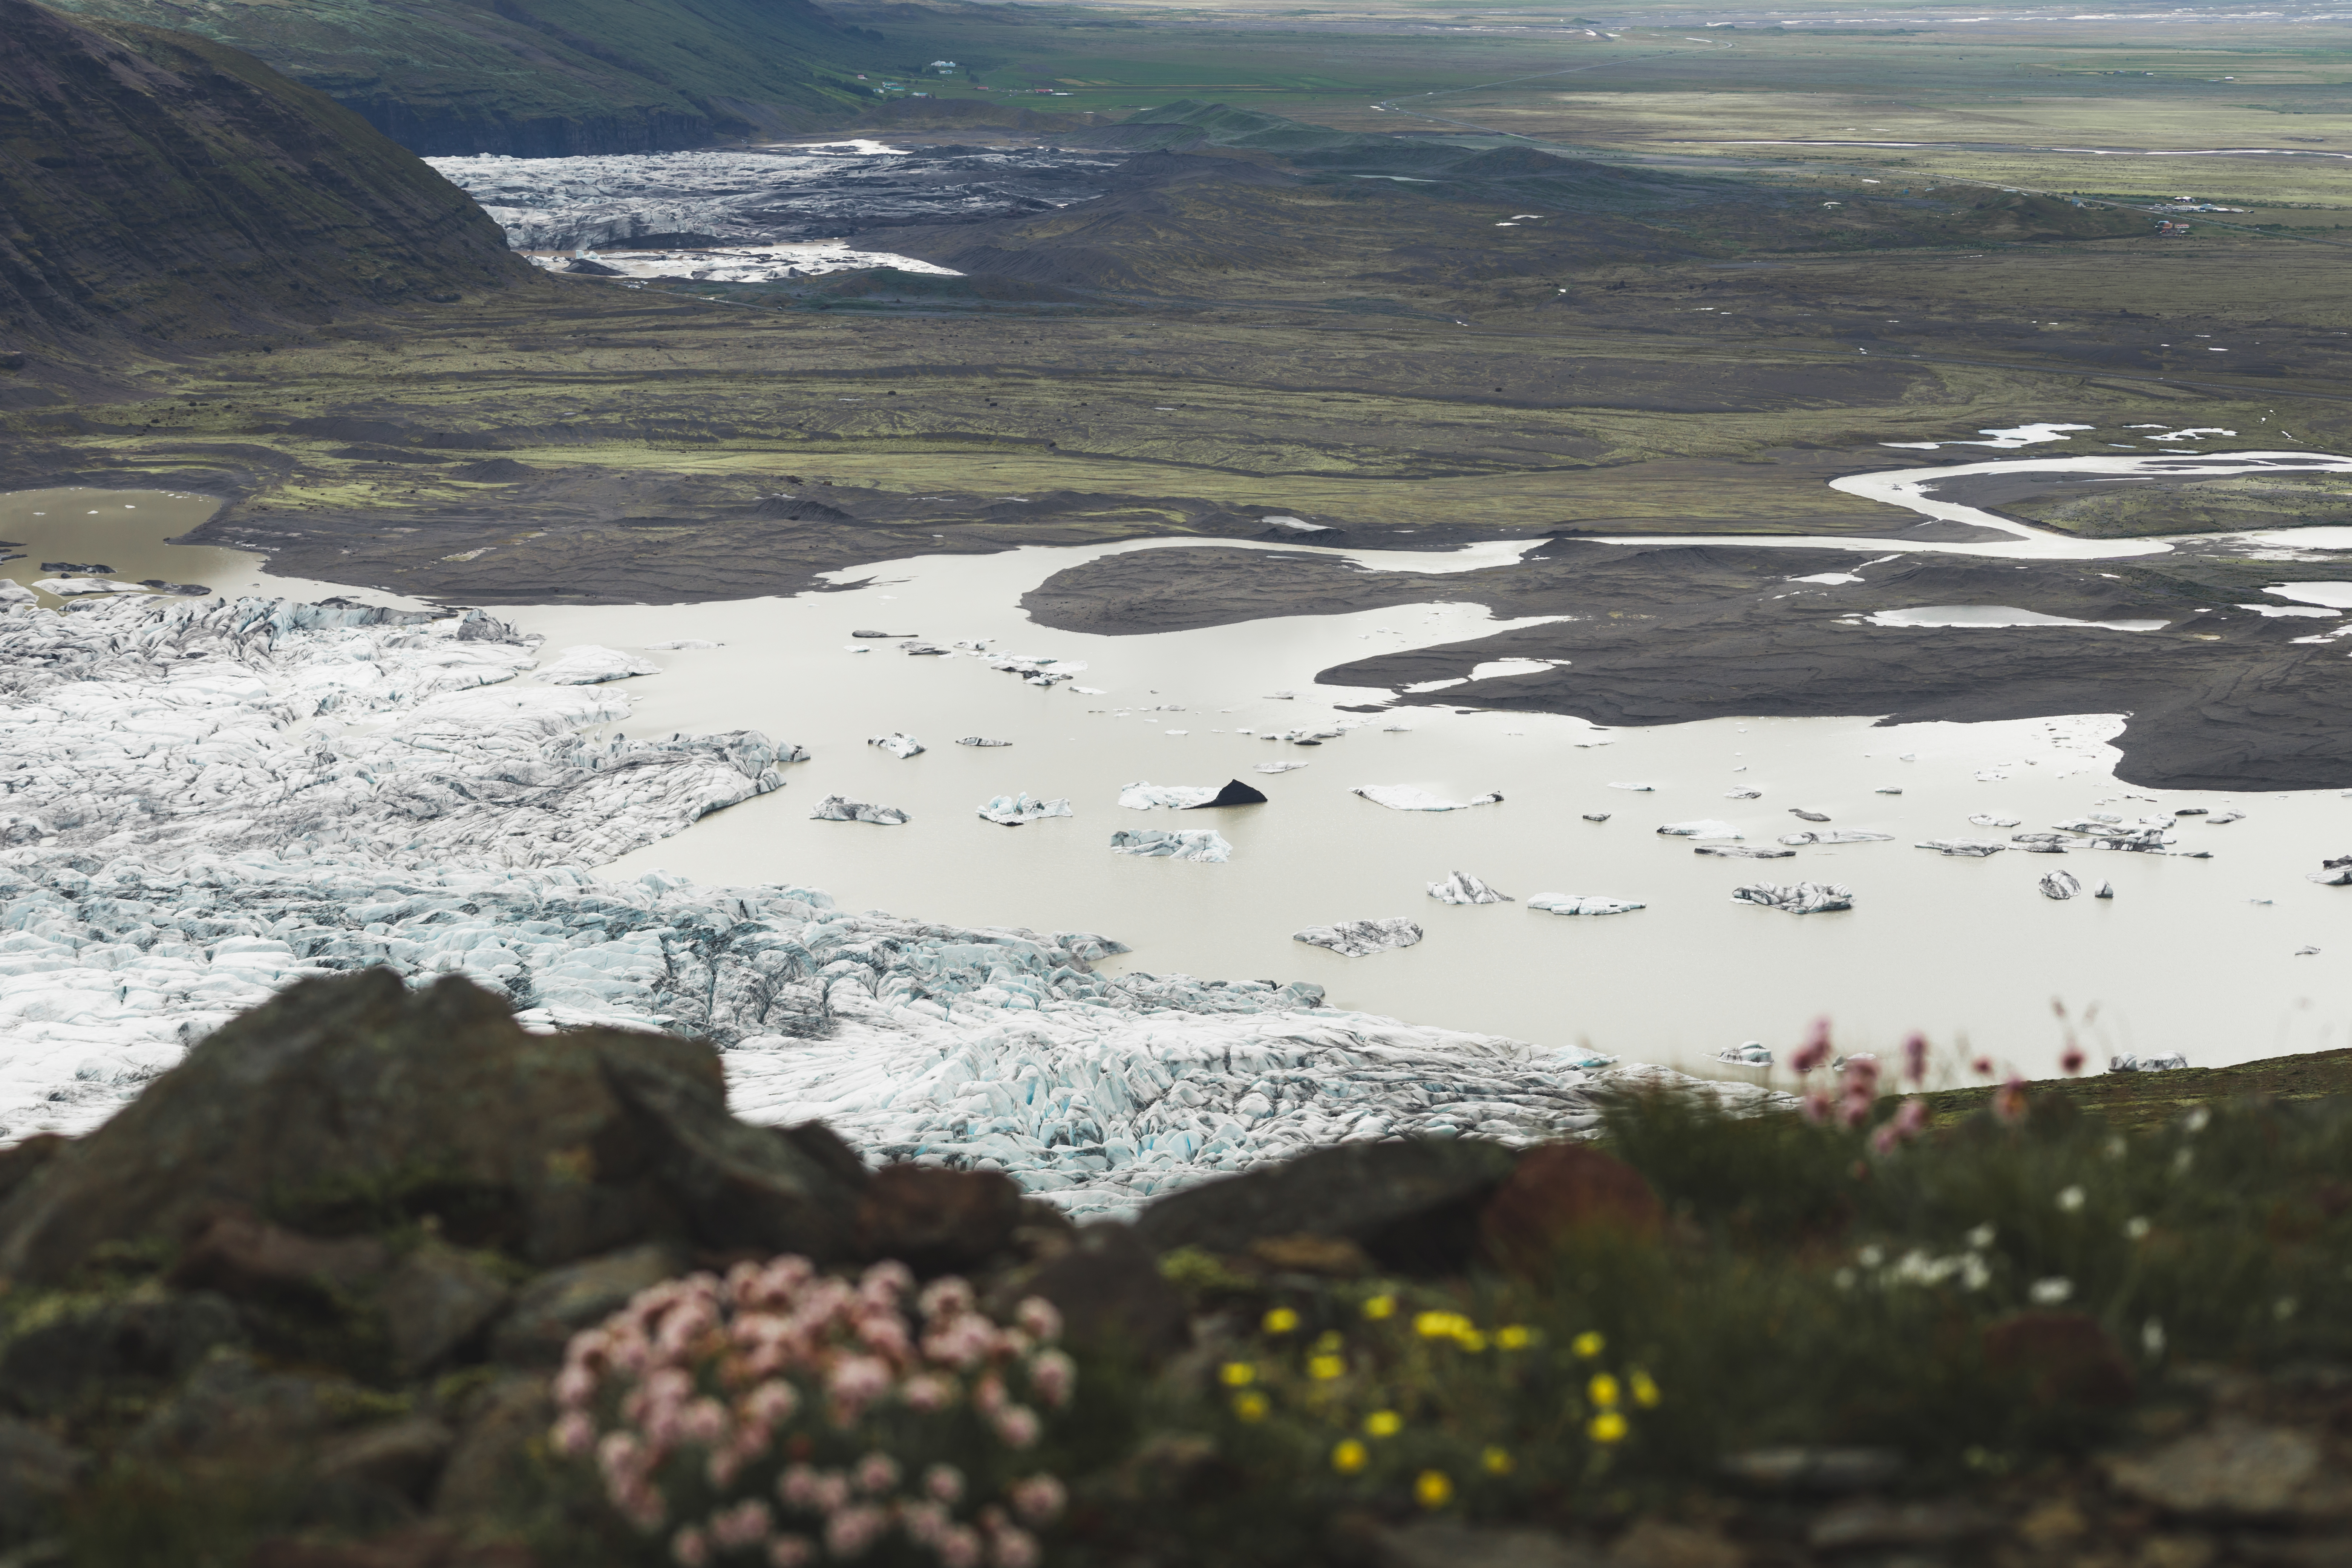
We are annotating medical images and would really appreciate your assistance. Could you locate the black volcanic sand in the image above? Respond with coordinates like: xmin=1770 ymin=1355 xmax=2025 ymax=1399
xmin=1019 ymin=541 xmax=2352 ymax=792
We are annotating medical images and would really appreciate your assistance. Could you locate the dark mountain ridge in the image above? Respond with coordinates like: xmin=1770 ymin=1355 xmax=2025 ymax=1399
xmin=0 ymin=0 xmax=534 ymax=350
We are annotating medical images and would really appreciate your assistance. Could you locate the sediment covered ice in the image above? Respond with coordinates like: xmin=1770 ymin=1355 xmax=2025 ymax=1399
xmin=1427 ymin=871 xmax=1512 ymax=905
xmin=1778 ymin=831 xmax=1895 ymax=846
xmin=2040 ymin=870 xmax=2084 ymax=900
xmin=1917 ymin=839 xmax=2008 ymax=858
xmin=976 ymin=794 xmax=1072 ymax=827
xmin=1293 ymin=918 xmax=1424 ymax=957
xmin=1697 ymin=845 xmax=1794 ymax=859
xmin=1108 ymin=828 xmax=1230 ymax=862
xmin=1731 ymin=882 xmax=1853 ymax=914
xmin=1527 ymin=894 xmax=1645 ymax=916
xmin=813 ymin=796 xmax=910 ymax=825
xmin=1657 ymin=820 xmax=1742 ymax=839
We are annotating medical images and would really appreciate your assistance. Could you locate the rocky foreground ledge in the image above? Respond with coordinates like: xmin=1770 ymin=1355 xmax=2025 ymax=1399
xmin=3 ymin=971 xmax=2349 ymax=1568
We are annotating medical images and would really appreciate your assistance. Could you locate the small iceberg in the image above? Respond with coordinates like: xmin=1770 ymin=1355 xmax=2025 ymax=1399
xmin=1726 ymin=787 xmax=1763 ymax=800
xmin=1254 ymin=761 xmax=1311 ymax=774
xmin=869 ymin=732 xmax=925 ymax=759
xmin=1352 ymin=784 xmax=1502 ymax=812
xmin=1293 ymin=917 xmax=1424 ymax=956
xmin=1527 ymin=893 xmax=1645 ymax=916
xmin=1582 ymin=812 xmax=1612 ymax=824
xmin=1609 ymin=782 xmax=1657 ymax=792
xmin=812 ymin=795 xmax=909 ymax=825
xmin=2095 ymin=881 xmax=2115 ymax=899
xmin=2309 ymin=853 xmax=2352 ymax=886
xmin=1427 ymin=870 xmax=1513 ymax=905
xmin=647 ymin=639 xmax=723 ymax=650
xmin=1732 ymin=882 xmax=1853 ymax=914
xmin=1718 ymin=1042 xmax=1773 ymax=1066
xmin=1657 ymin=820 xmax=1741 ymax=839
xmin=1969 ymin=813 xmax=2023 ymax=828
xmin=534 ymin=645 xmax=658 ymax=684
xmin=1779 ymin=830 xmax=1895 ymax=846
xmin=1109 ymin=828 xmax=1230 ymax=862
xmin=976 ymin=793 xmax=1072 ymax=826
xmin=1788 ymin=809 xmax=1831 ymax=824
xmin=957 ymin=737 xmax=1012 ymax=747
xmin=1917 ymin=839 xmax=2006 ymax=857
xmin=2110 ymin=1052 xmax=2188 ymax=1072
xmin=1119 ymin=779 xmax=1268 ymax=810
xmin=1697 ymin=845 xmax=1794 ymax=859
xmin=2039 ymin=870 xmax=2082 ymax=900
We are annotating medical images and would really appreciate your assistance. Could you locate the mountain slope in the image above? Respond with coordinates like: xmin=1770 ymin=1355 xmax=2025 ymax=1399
xmin=34 ymin=0 xmax=886 ymax=155
xmin=0 ymin=0 xmax=534 ymax=345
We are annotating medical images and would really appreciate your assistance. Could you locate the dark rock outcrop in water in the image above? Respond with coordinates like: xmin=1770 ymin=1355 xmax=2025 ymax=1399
xmin=0 ymin=0 xmax=531 ymax=343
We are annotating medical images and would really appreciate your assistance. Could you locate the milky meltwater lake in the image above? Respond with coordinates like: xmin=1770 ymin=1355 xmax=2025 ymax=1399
xmin=8 ymin=482 xmax=2350 ymax=1084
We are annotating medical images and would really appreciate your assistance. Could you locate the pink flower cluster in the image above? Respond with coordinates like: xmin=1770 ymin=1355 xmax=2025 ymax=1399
xmin=550 ymin=1256 xmax=1076 ymax=1566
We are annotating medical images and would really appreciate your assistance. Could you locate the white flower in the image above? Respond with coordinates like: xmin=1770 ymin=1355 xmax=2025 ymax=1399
xmin=1966 ymin=1223 xmax=1997 ymax=1250
xmin=1960 ymin=1255 xmax=1991 ymax=1292
xmin=2029 ymin=1277 xmax=2074 ymax=1306
xmin=2056 ymin=1185 xmax=2086 ymax=1213
xmin=1833 ymin=1268 xmax=1856 ymax=1292
xmin=2124 ymin=1216 xmax=2151 ymax=1241
xmin=2141 ymin=1318 xmax=2167 ymax=1358
xmin=2183 ymin=1107 xmax=2211 ymax=1134
xmin=1857 ymin=1245 xmax=1885 ymax=1269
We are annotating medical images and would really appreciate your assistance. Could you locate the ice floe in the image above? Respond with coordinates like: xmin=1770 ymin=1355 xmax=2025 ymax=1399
xmin=1778 ymin=831 xmax=1894 ymax=846
xmin=1917 ymin=839 xmax=2008 ymax=857
xmin=1427 ymin=871 xmax=1513 ymax=905
xmin=1108 ymin=828 xmax=1230 ymax=862
xmin=1351 ymin=785 xmax=1503 ymax=812
xmin=869 ymin=732 xmax=926 ymax=759
xmin=1527 ymin=894 xmax=1645 ymax=916
xmin=1731 ymin=882 xmax=1853 ymax=914
xmin=1696 ymin=845 xmax=1795 ymax=859
xmin=1293 ymin=918 xmax=1424 ymax=957
xmin=2040 ymin=870 xmax=2083 ymax=900
xmin=1657 ymin=820 xmax=1742 ymax=839
xmin=812 ymin=796 xmax=910 ymax=825
xmin=534 ymin=644 xmax=659 ymax=684
xmin=1117 ymin=779 xmax=1266 ymax=810
xmin=2110 ymin=1053 xmax=2189 ymax=1073
xmin=975 ymin=794 xmax=1072 ymax=827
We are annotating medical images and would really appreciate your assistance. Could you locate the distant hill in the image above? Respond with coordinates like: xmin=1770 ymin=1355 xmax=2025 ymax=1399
xmin=0 ymin=0 xmax=533 ymax=345
xmin=32 ymin=0 xmax=890 ymax=155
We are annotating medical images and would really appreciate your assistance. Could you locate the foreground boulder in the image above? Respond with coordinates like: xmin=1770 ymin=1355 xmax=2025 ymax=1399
xmin=0 ymin=969 xmax=868 ymax=1284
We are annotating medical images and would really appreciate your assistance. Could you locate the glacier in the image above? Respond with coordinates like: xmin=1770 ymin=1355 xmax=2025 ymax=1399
xmin=0 ymin=587 xmax=1779 ymax=1212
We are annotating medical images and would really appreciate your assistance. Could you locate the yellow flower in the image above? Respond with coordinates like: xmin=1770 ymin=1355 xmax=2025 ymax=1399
xmin=1313 ymin=1330 xmax=1345 ymax=1353
xmin=1309 ymin=1354 xmax=1346 ymax=1381
xmin=1572 ymin=1331 xmax=1605 ymax=1359
xmin=1331 ymin=1439 xmax=1369 ymax=1475
xmin=1362 ymin=1294 xmax=1395 ymax=1321
xmin=1455 ymin=1329 xmax=1488 ymax=1353
xmin=1588 ymin=1411 xmax=1628 ymax=1444
xmin=1219 ymin=1361 xmax=1257 ymax=1387
xmin=1481 ymin=1446 xmax=1514 ymax=1476
xmin=1364 ymin=1409 xmax=1403 ymax=1438
xmin=1263 ymin=1307 xmax=1300 ymax=1335
xmin=1232 ymin=1391 xmax=1269 ymax=1423
xmin=1588 ymin=1373 xmax=1621 ymax=1410
xmin=1414 ymin=1470 xmax=1454 ymax=1510
xmin=1496 ymin=1325 xmax=1533 ymax=1351
xmin=1629 ymin=1369 xmax=1661 ymax=1408
xmin=1414 ymin=1310 xmax=1469 ymax=1340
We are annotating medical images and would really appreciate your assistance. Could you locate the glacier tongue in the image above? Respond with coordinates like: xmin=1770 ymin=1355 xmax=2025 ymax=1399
xmin=0 ymin=851 xmax=1776 ymax=1214
xmin=0 ymin=589 xmax=1786 ymax=1212
xmin=0 ymin=594 xmax=798 ymax=866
